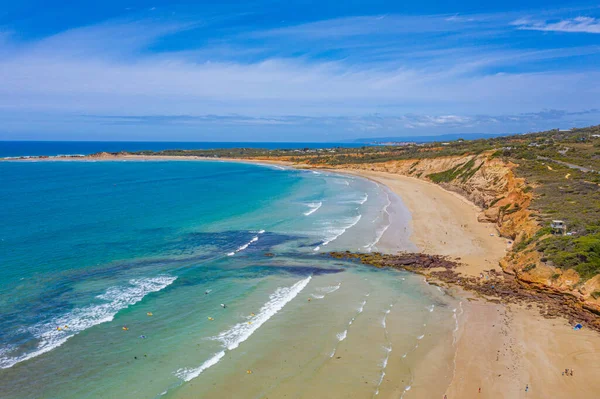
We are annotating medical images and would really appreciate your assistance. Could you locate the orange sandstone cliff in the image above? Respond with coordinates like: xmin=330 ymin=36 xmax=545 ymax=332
xmin=263 ymin=151 xmax=600 ymax=313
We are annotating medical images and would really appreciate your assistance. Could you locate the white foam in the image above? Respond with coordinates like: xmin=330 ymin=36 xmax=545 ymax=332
xmin=215 ymin=276 xmax=311 ymax=350
xmin=316 ymin=283 xmax=341 ymax=294
xmin=382 ymin=309 xmax=390 ymax=328
xmin=256 ymin=163 xmax=285 ymax=170
xmin=452 ymin=302 xmax=464 ymax=345
xmin=0 ymin=275 xmax=177 ymax=369
xmin=174 ymin=276 xmax=311 ymax=382
xmin=375 ymin=371 xmax=385 ymax=395
xmin=357 ymin=299 xmax=366 ymax=313
xmin=303 ymin=202 xmax=322 ymax=216
xmin=399 ymin=379 xmax=414 ymax=399
xmin=310 ymin=294 xmax=325 ymax=299
xmin=336 ymin=330 xmax=347 ymax=341
xmin=417 ymin=334 xmax=424 ymax=340
xmin=228 ymin=235 xmax=259 ymax=256
xmin=363 ymin=192 xmax=392 ymax=252
xmin=175 ymin=351 xmax=225 ymax=382
xmin=359 ymin=193 xmax=368 ymax=205
xmin=375 ymin=345 xmax=393 ymax=395
xmin=316 ymin=214 xmax=362 ymax=249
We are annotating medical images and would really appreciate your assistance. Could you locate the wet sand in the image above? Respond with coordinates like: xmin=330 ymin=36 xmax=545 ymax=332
xmin=343 ymin=168 xmax=600 ymax=399
xmin=337 ymin=169 xmax=507 ymax=277
xmin=8 ymin=154 xmax=600 ymax=398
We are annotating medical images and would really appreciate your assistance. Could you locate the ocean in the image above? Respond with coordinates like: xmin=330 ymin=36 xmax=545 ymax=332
xmin=0 ymin=159 xmax=458 ymax=398
xmin=0 ymin=141 xmax=368 ymax=158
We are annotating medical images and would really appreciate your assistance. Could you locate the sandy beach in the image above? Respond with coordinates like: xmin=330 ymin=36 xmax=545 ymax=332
xmin=6 ymin=154 xmax=600 ymax=398
xmin=343 ymin=168 xmax=600 ymax=399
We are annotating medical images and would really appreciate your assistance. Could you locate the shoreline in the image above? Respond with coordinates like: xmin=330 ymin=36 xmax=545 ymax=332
xmin=6 ymin=153 xmax=600 ymax=398
xmin=329 ymin=168 xmax=600 ymax=398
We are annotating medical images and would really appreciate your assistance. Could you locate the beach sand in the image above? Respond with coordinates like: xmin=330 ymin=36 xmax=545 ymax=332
xmin=343 ymin=168 xmax=600 ymax=399
xmin=8 ymin=155 xmax=600 ymax=398
xmin=337 ymin=169 xmax=507 ymax=277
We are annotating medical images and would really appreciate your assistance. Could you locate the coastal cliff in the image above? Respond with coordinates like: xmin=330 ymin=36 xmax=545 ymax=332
xmin=286 ymin=152 xmax=600 ymax=314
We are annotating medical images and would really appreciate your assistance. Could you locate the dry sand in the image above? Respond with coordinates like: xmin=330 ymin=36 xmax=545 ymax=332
xmin=9 ymin=155 xmax=600 ymax=398
xmin=343 ymin=169 xmax=600 ymax=399
xmin=337 ymin=169 xmax=507 ymax=277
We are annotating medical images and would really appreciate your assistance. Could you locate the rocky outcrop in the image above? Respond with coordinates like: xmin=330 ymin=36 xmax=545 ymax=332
xmin=306 ymin=152 xmax=600 ymax=316
xmin=332 ymin=251 xmax=600 ymax=331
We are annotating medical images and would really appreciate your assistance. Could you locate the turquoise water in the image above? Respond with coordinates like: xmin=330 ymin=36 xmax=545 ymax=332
xmin=0 ymin=160 xmax=457 ymax=398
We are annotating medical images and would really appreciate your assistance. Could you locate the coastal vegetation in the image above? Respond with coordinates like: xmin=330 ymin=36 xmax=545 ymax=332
xmin=329 ymin=251 xmax=600 ymax=332
xmin=38 ymin=124 xmax=600 ymax=305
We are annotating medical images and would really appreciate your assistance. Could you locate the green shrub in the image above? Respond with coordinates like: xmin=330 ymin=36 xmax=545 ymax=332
xmin=523 ymin=263 xmax=537 ymax=272
xmin=537 ymin=233 xmax=600 ymax=281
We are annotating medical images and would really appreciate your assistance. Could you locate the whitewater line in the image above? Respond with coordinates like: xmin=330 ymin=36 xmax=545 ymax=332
xmin=0 ymin=276 xmax=177 ymax=369
xmin=442 ymin=300 xmax=465 ymax=397
xmin=303 ymin=201 xmax=322 ymax=216
xmin=330 ymin=298 xmax=368 ymax=358
xmin=314 ymin=214 xmax=362 ymax=251
xmin=364 ymin=191 xmax=392 ymax=252
xmin=174 ymin=276 xmax=311 ymax=382
xmin=374 ymin=304 xmax=394 ymax=397
xmin=227 ymin=230 xmax=265 ymax=256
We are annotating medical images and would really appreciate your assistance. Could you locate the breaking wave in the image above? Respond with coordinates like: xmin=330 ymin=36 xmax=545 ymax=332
xmin=303 ymin=202 xmax=322 ymax=216
xmin=174 ymin=276 xmax=311 ymax=382
xmin=314 ymin=215 xmax=362 ymax=251
xmin=0 ymin=276 xmax=177 ymax=369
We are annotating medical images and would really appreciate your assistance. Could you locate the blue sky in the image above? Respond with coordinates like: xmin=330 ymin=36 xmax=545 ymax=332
xmin=0 ymin=1 xmax=599 ymax=141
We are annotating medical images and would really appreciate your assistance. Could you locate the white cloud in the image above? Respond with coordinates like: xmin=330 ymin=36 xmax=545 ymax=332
xmin=0 ymin=13 xmax=599 ymax=140
xmin=513 ymin=16 xmax=600 ymax=34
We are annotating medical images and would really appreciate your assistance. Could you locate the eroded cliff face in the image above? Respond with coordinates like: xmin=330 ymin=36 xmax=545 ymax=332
xmin=289 ymin=152 xmax=600 ymax=313
xmin=322 ymin=152 xmax=537 ymax=241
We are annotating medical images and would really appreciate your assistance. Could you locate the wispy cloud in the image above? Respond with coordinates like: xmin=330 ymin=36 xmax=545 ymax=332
xmin=513 ymin=16 xmax=600 ymax=34
xmin=70 ymin=109 xmax=600 ymax=132
xmin=1 ymin=7 xmax=599 ymax=140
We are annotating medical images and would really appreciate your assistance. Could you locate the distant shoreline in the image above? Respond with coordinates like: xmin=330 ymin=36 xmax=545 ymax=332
xmin=6 ymin=152 xmax=600 ymax=398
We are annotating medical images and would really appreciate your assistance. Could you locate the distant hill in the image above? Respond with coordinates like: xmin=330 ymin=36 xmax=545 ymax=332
xmin=353 ymin=132 xmax=512 ymax=144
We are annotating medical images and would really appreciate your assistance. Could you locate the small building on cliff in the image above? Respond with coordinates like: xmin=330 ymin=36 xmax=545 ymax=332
xmin=551 ymin=220 xmax=567 ymax=235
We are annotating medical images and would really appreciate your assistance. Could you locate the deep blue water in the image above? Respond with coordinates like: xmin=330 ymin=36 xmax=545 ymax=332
xmin=0 ymin=141 xmax=367 ymax=158
xmin=1 ymin=159 xmax=437 ymax=399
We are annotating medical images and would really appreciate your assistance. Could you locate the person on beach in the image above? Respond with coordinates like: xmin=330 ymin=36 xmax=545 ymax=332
xmin=525 ymin=384 xmax=529 ymax=392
